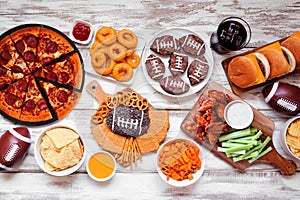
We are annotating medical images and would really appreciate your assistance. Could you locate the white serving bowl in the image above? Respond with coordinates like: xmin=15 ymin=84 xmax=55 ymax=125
xmin=69 ymin=19 xmax=93 ymax=45
xmin=156 ymin=138 xmax=205 ymax=187
xmin=34 ymin=125 xmax=86 ymax=176
xmin=86 ymin=151 xmax=116 ymax=182
xmin=280 ymin=116 xmax=300 ymax=161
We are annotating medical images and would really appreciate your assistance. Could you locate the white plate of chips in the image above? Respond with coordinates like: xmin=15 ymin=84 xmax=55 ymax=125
xmin=280 ymin=116 xmax=300 ymax=161
xmin=34 ymin=124 xmax=86 ymax=176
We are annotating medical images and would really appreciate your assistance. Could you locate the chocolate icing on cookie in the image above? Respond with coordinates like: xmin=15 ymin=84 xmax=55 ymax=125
xmin=188 ymin=56 xmax=209 ymax=86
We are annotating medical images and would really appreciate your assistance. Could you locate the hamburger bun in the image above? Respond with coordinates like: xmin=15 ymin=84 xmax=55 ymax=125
xmin=258 ymin=47 xmax=291 ymax=79
xmin=228 ymin=55 xmax=264 ymax=88
xmin=281 ymin=33 xmax=300 ymax=67
xmin=281 ymin=46 xmax=296 ymax=72
xmin=254 ymin=52 xmax=270 ymax=79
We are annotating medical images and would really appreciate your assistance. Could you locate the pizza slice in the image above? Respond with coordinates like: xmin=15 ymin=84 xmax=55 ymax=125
xmin=0 ymin=35 xmax=30 ymax=74
xmin=39 ymin=80 xmax=81 ymax=120
xmin=19 ymin=76 xmax=54 ymax=123
xmin=34 ymin=53 xmax=83 ymax=90
xmin=0 ymin=75 xmax=30 ymax=120
xmin=37 ymin=26 xmax=74 ymax=66
xmin=10 ymin=26 xmax=41 ymax=72
xmin=0 ymin=66 xmax=24 ymax=90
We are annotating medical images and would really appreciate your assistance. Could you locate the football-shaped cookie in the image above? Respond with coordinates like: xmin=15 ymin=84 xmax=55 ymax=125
xmin=145 ymin=54 xmax=165 ymax=80
xmin=169 ymin=52 xmax=189 ymax=76
xmin=179 ymin=34 xmax=205 ymax=56
xmin=188 ymin=56 xmax=209 ymax=86
xmin=159 ymin=75 xmax=190 ymax=95
xmin=0 ymin=127 xmax=31 ymax=170
xmin=262 ymin=82 xmax=300 ymax=115
xmin=150 ymin=35 xmax=179 ymax=55
xmin=106 ymin=105 xmax=150 ymax=137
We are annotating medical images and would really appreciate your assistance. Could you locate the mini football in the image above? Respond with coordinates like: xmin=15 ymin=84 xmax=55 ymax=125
xmin=262 ymin=82 xmax=300 ymax=115
xmin=159 ymin=75 xmax=190 ymax=95
xmin=0 ymin=127 xmax=31 ymax=170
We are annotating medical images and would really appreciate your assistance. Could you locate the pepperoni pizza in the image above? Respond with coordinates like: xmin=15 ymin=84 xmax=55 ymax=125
xmin=0 ymin=24 xmax=84 ymax=125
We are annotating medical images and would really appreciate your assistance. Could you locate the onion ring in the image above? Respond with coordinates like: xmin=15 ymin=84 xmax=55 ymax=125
xmin=96 ymin=26 xmax=117 ymax=46
xmin=117 ymin=29 xmax=138 ymax=49
xmin=112 ymin=62 xmax=133 ymax=82
xmin=126 ymin=53 xmax=140 ymax=68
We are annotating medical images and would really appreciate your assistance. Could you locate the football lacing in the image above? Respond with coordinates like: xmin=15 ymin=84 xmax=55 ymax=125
xmin=186 ymin=38 xmax=201 ymax=50
xmin=159 ymin=41 xmax=174 ymax=49
xmin=4 ymin=143 xmax=20 ymax=162
xmin=276 ymin=98 xmax=298 ymax=112
xmin=169 ymin=79 xmax=184 ymax=88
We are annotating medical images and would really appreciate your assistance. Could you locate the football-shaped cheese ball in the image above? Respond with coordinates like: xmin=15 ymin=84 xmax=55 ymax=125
xmin=159 ymin=75 xmax=190 ymax=95
xmin=262 ymin=82 xmax=300 ymax=115
xmin=0 ymin=127 xmax=31 ymax=170
xmin=106 ymin=105 xmax=150 ymax=137
xmin=150 ymin=35 xmax=179 ymax=55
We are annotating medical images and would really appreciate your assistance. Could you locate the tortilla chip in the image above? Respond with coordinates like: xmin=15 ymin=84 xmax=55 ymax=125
xmin=42 ymin=147 xmax=80 ymax=170
xmin=41 ymin=135 xmax=55 ymax=149
xmin=287 ymin=119 xmax=300 ymax=137
xmin=68 ymin=139 xmax=84 ymax=160
xmin=46 ymin=128 xmax=79 ymax=149
xmin=44 ymin=162 xmax=58 ymax=172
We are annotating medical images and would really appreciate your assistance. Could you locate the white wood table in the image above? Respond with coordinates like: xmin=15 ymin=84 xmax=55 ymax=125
xmin=1 ymin=0 xmax=300 ymax=199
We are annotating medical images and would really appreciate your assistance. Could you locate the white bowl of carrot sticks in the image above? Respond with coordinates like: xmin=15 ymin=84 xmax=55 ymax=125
xmin=156 ymin=138 xmax=205 ymax=187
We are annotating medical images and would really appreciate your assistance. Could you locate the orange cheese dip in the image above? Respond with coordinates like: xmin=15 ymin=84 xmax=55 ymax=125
xmin=88 ymin=152 xmax=115 ymax=179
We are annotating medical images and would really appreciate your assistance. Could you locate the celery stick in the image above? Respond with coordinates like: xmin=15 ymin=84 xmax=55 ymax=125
xmin=228 ymin=139 xmax=258 ymax=145
xmin=220 ymin=144 xmax=253 ymax=153
xmin=243 ymin=151 xmax=259 ymax=160
xmin=248 ymin=146 xmax=273 ymax=163
xmin=233 ymin=142 xmax=264 ymax=162
xmin=225 ymin=150 xmax=246 ymax=157
xmin=219 ymin=127 xmax=253 ymax=142
xmin=251 ymin=130 xmax=263 ymax=141
xmin=250 ymin=127 xmax=258 ymax=133
xmin=258 ymin=136 xmax=271 ymax=154
xmin=221 ymin=142 xmax=246 ymax=148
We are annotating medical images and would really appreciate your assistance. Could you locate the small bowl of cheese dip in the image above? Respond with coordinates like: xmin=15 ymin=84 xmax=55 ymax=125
xmin=224 ymin=100 xmax=254 ymax=129
xmin=86 ymin=151 xmax=116 ymax=182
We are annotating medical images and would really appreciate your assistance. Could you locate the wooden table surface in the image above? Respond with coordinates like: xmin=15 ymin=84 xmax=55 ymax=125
xmin=1 ymin=0 xmax=300 ymax=199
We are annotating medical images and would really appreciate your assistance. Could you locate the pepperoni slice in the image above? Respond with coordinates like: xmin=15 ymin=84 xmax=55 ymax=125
xmin=0 ymin=68 xmax=7 ymax=76
xmin=1 ymin=50 xmax=12 ymax=61
xmin=24 ymin=51 xmax=36 ymax=62
xmin=46 ymin=41 xmax=58 ymax=53
xmin=15 ymin=79 xmax=28 ymax=92
xmin=24 ymin=99 xmax=35 ymax=111
xmin=11 ymin=65 xmax=23 ymax=73
xmin=37 ymin=99 xmax=48 ymax=110
xmin=41 ymin=57 xmax=52 ymax=65
xmin=26 ymin=35 xmax=38 ymax=48
xmin=15 ymin=40 xmax=25 ymax=53
xmin=58 ymin=72 xmax=69 ymax=84
xmin=5 ymin=93 xmax=18 ymax=106
xmin=45 ymin=71 xmax=57 ymax=81
xmin=56 ymin=90 xmax=69 ymax=103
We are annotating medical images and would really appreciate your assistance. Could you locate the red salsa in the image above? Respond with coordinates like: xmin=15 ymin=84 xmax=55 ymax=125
xmin=72 ymin=22 xmax=91 ymax=41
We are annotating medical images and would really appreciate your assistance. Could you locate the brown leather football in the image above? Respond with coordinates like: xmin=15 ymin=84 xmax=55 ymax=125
xmin=0 ymin=127 xmax=31 ymax=170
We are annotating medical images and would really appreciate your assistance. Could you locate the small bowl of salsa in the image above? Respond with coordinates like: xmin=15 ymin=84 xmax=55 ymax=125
xmin=70 ymin=20 xmax=93 ymax=45
xmin=86 ymin=151 xmax=116 ymax=182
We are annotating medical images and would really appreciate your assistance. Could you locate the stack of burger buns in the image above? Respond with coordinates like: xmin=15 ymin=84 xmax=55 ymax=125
xmin=227 ymin=31 xmax=300 ymax=89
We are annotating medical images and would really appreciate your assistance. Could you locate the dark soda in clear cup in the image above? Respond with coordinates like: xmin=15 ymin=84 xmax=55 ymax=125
xmin=210 ymin=17 xmax=251 ymax=54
